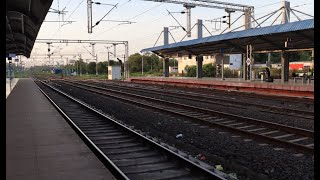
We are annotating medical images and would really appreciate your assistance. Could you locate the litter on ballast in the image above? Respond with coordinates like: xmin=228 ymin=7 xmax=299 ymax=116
xmin=228 ymin=173 xmax=238 ymax=179
xmin=215 ymin=165 xmax=223 ymax=171
xmin=176 ymin=134 xmax=183 ymax=139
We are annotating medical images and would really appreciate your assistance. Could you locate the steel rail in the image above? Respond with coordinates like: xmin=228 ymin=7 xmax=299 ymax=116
xmin=34 ymin=78 xmax=226 ymax=180
xmin=128 ymin=78 xmax=314 ymax=103
xmin=55 ymin=80 xmax=314 ymax=154
xmin=72 ymin=79 xmax=314 ymax=119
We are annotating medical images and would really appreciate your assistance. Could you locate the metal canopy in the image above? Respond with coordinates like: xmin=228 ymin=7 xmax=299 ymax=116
xmin=6 ymin=0 xmax=54 ymax=58
xmin=141 ymin=19 xmax=314 ymax=57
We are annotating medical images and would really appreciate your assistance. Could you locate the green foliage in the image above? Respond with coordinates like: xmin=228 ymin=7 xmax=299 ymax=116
xmin=253 ymin=53 xmax=268 ymax=64
xmin=253 ymin=51 xmax=312 ymax=64
xmin=288 ymin=51 xmax=312 ymax=62
xmin=130 ymin=71 xmax=163 ymax=77
xmin=127 ymin=53 xmax=162 ymax=74
xmin=128 ymin=53 xmax=143 ymax=73
xmin=87 ymin=62 xmax=96 ymax=74
xmin=185 ymin=65 xmax=196 ymax=77
xmin=98 ymin=61 xmax=107 ymax=74
xmin=223 ymin=68 xmax=238 ymax=78
xmin=169 ymin=58 xmax=178 ymax=67
xmin=202 ymin=63 xmax=215 ymax=77
xmin=270 ymin=68 xmax=281 ymax=79
xmin=108 ymin=60 xmax=121 ymax=66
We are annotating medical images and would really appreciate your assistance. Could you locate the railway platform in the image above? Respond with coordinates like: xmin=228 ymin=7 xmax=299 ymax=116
xmin=127 ymin=77 xmax=314 ymax=99
xmin=6 ymin=78 xmax=115 ymax=180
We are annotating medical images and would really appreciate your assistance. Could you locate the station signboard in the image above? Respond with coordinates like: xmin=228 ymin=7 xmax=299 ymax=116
xmin=246 ymin=58 xmax=251 ymax=65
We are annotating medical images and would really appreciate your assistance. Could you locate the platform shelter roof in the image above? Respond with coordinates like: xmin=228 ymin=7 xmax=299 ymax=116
xmin=6 ymin=0 xmax=54 ymax=58
xmin=141 ymin=19 xmax=314 ymax=57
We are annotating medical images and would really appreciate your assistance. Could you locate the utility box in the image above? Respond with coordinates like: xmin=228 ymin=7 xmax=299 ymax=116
xmin=108 ymin=65 xmax=121 ymax=80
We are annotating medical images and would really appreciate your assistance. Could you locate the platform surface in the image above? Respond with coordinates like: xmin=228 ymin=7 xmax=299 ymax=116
xmin=128 ymin=77 xmax=314 ymax=99
xmin=6 ymin=78 xmax=115 ymax=180
xmin=6 ymin=78 xmax=19 ymax=99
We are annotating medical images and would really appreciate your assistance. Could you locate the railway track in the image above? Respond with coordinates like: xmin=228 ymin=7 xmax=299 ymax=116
xmin=66 ymin=79 xmax=314 ymax=120
xmin=129 ymin=78 xmax=314 ymax=102
xmin=54 ymin=80 xmax=314 ymax=154
xmin=34 ymin=79 xmax=226 ymax=180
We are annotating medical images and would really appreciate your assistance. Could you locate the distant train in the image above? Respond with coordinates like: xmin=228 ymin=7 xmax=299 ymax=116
xmin=51 ymin=68 xmax=63 ymax=74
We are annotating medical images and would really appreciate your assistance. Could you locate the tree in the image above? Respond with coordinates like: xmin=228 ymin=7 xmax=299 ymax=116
xmin=185 ymin=65 xmax=196 ymax=77
xmin=144 ymin=54 xmax=161 ymax=73
xmin=203 ymin=63 xmax=215 ymax=77
xmin=128 ymin=53 xmax=142 ymax=73
xmin=98 ymin=61 xmax=108 ymax=74
xmin=127 ymin=53 xmax=162 ymax=73
xmin=108 ymin=60 xmax=121 ymax=66
xmin=87 ymin=62 xmax=96 ymax=74
xmin=253 ymin=53 xmax=268 ymax=64
xmin=169 ymin=58 xmax=178 ymax=67
xmin=74 ymin=60 xmax=87 ymax=74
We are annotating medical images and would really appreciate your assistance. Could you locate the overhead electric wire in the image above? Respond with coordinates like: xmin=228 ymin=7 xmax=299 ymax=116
xmin=47 ymin=0 xmax=85 ymax=55
xmin=153 ymin=31 xmax=163 ymax=47
xmin=91 ymin=2 xmax=165 ymax=39
xmin=168 ymin=31 xmax=177 ymax=43
xmin=93 ymin=3 xmax=119 ymax=27
xmin=166 ymin=9 xmax=186 ymax=32
xmin=49 ymin=0 xmax=84 ymax=39
xmin=290 ymin=8 xmax=314 ymax=18
xmin=128 ymin=2 xmax=164 ymax=21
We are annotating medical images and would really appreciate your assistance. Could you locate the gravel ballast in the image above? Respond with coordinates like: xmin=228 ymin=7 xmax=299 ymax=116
xmin=46 ymin=81 xmax=314 ymax=180
xmin=66 ymin=80 xmax=314 ymax=131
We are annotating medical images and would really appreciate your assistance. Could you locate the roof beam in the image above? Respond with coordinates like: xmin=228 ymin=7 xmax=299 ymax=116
xmin=294 ymin=31 xmax=313 ymax=42
xmin=141 ymin=0 xmax=252 ymax=11
xmin=258 ymin=36 xmax=283 ymax=50
xmin=36 ymin=39 xmax=127 ymax=45
xmin=223 ymin=40 xmax=246 ymax=53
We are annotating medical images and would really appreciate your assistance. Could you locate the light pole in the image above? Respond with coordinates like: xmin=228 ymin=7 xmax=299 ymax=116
xmin=108 ymin=52 xmax=114 ymax=67
xmin=86 ymin=59 xmax=88 ymax=75
xmin=8 ymin=58 xmax=12 ymax=91
xmin=142 ymin=54 xmax=144 ymax=75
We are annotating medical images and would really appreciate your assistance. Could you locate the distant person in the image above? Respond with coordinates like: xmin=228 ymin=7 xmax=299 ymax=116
xmin=303 ymin=73 xmax=307 ymax=81
xmin=265 ymin=67 xmax=273 ymax=82
xmin=307 ymin=69 xmax=312 ymax=79
xmin=265 ymin=67 xmax=271 ymax=78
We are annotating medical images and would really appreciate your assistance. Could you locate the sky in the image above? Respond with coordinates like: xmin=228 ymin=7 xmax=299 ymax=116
xmin=22 ymin=0 xmax=314 ymax=67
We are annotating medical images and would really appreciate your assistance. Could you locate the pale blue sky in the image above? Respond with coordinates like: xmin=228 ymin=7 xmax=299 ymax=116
xmin=26 ymin=0 xmax=314 ymax=66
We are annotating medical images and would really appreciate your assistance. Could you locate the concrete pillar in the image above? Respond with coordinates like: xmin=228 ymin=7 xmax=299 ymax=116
xmin=281 ymin=0 xmax=290 ymax=24
xmin=163 ymin=28 xmax=169 ymax=78
xmin=242 ymin=53 xmax=247 ymax=80
xmin=267 ymin=53 xmax=271 ymax=68
xmin=184 ymin=5 xmax=195 ymax=37
xmin=164 ymin=58 xmax=169 ymax=77
xmin=281 ymin=51 xmax=289 ymax=83
xmin=197 ymin=19 xmax=203 ymax=39
xmin=125 ymin=42 xmax=129 ymax=79
xmin=249 ymin=45 xmax=254 ymax=80
xmin=221 ymin=56 xmax=224 ymax=80
xmin=196 ymin=56 xmax=203 ymax=78
xmin=311 ymin=48 xmax=314 ymax=69
xmin=164 ymin=27 xmax=169 ymax=46
xmin=244 ymin=8 xmax=252 ymax=30
xmin=87 ymin=0 xmax=93 ymax=33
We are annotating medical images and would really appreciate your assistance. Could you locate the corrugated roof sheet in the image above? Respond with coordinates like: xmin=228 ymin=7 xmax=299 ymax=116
xmin=141 ymin=19 xmax=314 ymax=53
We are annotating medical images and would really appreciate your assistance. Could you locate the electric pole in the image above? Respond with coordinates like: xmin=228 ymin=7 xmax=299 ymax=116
xmin=87 ymin=0 xmax=93 ymax=33
xmin=142 ymin=54 xmax=144 ymax=75
xmin=91 ymin=43 xmax=97 ymax=75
